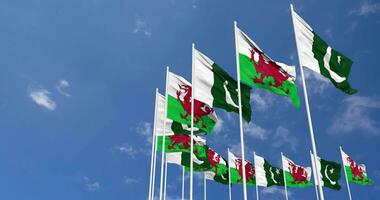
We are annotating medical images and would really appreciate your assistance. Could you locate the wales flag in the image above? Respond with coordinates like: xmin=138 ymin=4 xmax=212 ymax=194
xmin=340 ymin=148 xmax=373 ymax=186
xmin=228 ymin=151 xmax=256 ymax=186
xmin=235 ymin=26 xmax=300 ymax=108
xmin=292 ymin=8 xmax=357 ymax=94
xmin=193 ymin=48 xmax=252 ymax=122
xmin=282 ymin=154 xmax=313 ymax=188
xmin=310 ymin=153 xmax=342 ymax=190
xmin=167 ymin=71 xmax=217 ymax=133
xmin=254 ymin=153 xmax=284 ymax=187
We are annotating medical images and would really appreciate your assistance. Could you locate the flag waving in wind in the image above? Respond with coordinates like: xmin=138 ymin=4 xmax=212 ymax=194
xmin=292 ymin=9 xmax=357 ymax=94
xmin=282 ymin=154 xmax=313 ymax=188
xmin=310 ymin=153 xmax=342 ymax=190
xmin=193 ymin=48 xmax=252 ymax=122
xmin=340 ymin=148 xmax=373 ymax=186
xmin=236 ymin=27 xmax=300 ymax=108
xmin=167 ymin=71 xmax=218 ymax=133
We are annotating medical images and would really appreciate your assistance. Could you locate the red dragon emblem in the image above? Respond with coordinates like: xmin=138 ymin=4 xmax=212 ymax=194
xmin=288 ymin=162 xmax=308 ymax=184
xmin=207 ymin=148 xmax=221 ymax=174
xmin=235 ymin=158 xmax=255 ymax=183
xmin=249 ymin=47 xmax=291 ymax=93
xmin=346 ymin=157 xmax=369 ymax=182
xmin=168 ymin=134 xmax=192 ymax=150
xmin=176 ymin=84 xmax=214 ymax=128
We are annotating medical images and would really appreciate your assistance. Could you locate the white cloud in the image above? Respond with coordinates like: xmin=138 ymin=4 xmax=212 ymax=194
xmin=261 ymin=187 xmax=292 ymax=197
xmin=328 ymin=96 xmax=380 ymax=135
xmin=133 ymin=19 xmax=152 ymax=37
xmin=244 ymin=122 xmax=269 ymax=140
xmin=114 ymin=143 xmax=138 ymax=158
xmin=56 ymin=79 xmax=71 ymax=97
xmin=350 ymin=1 xmax=380 ymax=16
xmin=83 ymin=176 xmax=100 ymax=191
xmin=136 ymin=122 xmax=153 ymax=143
xmin=124 ymin=177 xmax=141 ymax=184
xmin=272 ymin=126 xmax=298 ymax=152
xmin=250 ymin=91 xmax=275 ymax=111
xmin=213 ymin=118 xmax=224 ymax=134
xmin=29 ymin=88 xmax=56 ymax=111
xmin=302 ymin=68 xmax=330 ymax=95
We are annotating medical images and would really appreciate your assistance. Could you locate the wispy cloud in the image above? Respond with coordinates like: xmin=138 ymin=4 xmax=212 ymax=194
xmin=250 ymin=90 xmax=275 ymax=111
xmin=324 ymin=28 xmax=333 ymax=40
xmin=124 ymin=177 xmax=141 ymax=184
xmin=114 ymin=143 xmax=138 ymax=158
xmin=328 ymin=96 xmax=380 ymax=136
xmin=213 ymin=118 xmax=224 ymax=134
xmin=136 ymin=122 xmax=153 ymax=143
xmin=261 ymin=187 xmax=292 ymax=197
xmin=56 ymin=79 xmax=71 ymax=97
xmin=350 ymin=1 xmax=380 ymax=16
xmin=244 ymin=122 xmax=269 ymax=140
xmin=272 ymin=126 xmax=298 ymax=152
xmin=132 ymin=19 xmax=152 ymax=37
xmin=83 ymin=176 xmax=100 ymax=191
xmin=29 ymin=88 xmax=56 ymax=111
xmin=191 ymin=0 xmax=198 ymax=9
xmin=302 ymin=69 xmax=330 ymax=95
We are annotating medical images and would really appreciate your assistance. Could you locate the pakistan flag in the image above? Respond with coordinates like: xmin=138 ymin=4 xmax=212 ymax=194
xmin=235 ymin=26 xmax=300 ymax=108
xmin=193 ymin=48 xmax=252 ymax=122
xmin=292 ymin=8 xmax=357 ymax=94
xmin=310 ymin=153 xmax=342 ymax=190
xmin=167 ymin=71 xmax=217 ymax=133
xmin=254 ymin=154 xmax=284 ymax=187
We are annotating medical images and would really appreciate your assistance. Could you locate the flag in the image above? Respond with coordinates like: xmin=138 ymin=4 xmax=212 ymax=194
xmin=193 ymin=48 xmax=252 ymax=122
xmin=310 ymin=153 xmax=342 ymax=190
xmin=167 ymin=71 xmax=218 ymax=133
xmin=228 ymin=151 xmax=256 ymax=185
xmin=292 ymin=9 xmax=357 ymax=94
xmin=340 ymin=148 xmax=373 ymax=185
xmin=282 ymin=154 xmax=313 ymax=188
xmin=235 ymin=27 xmax=300 ymax=108
xmin=254 ymin=154 xmax=284 ymax=187
xmin=156 ymin=133 xmax=206 ymax=153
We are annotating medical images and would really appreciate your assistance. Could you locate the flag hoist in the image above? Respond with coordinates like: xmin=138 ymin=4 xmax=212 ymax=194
xmin=290 ymin=4 xmax=325 ymax=200
xmin=148 ymin=88 xmax=159 ymax=200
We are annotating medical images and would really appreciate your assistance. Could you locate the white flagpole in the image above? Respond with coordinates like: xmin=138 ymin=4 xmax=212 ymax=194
xmin=290 ymin=4 xmax=324 ymax=200
xmin=152 ymin=122 xmax=159 ymax=200
xmin=340 ymin=146 xmax=353 ymax=200
xmin=159 ymin=67 xmax=170 ymax=200
xmin=182 ymin=166 xmax=185 ymax=200
xmin=310 ymin=151 xmax=320 ymax=200
xmin=164 ymin=157 xmax=168 ymax=200
xmin=228 ymin=148 xmax=232 ymax=200
xmin=253 ymin=152 xmax=259 ymax=200
xmin=190 ymin=43 xmax=195 ymax=200
xmin=281 ymin=152 xmax=289 ymax=200
xmin=233 ymin=20 xmax=248 ymax=200
xmin=204 ymin=173 xmax=207 ymax=200
xmin=148 ymin=89 xmax=159 ymax=200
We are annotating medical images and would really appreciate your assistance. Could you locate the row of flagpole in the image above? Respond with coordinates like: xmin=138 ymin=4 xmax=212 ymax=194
xmin=146 ymin=4 xmax=361 ymax=200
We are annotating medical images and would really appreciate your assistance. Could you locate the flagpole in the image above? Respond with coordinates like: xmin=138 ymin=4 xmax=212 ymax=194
xmin=340 ymin=146 xmax=353 ymax=200
xmin=159 ymin=67 xmax=170 ymax=200
xmin=190 ymin=43 xmax=195 ymax=200
xmin=204 ymin=173 xmax=207 ymax=200
xmin=290 ymin=4 xmax=324 ymax=200
xmin=163 ymin=156 xmax=168 ymax=200
xmin=182 ymin=166 xmax=185 ymax=200
xmin=228 ymin=148 xmax=232 ymax=200
xmin=233 ymin=20 xmax=248 ymax=200
xmin=253 ymin=152 xmax=259 ymax=200
xmin=281 ymin=152 xmax=288 ymax=200
xmin=310 ymin=151 xmax=320 ymax=200
xmin=152 ymin=123 xmax=159 ymax=200
xmin=148 ymin=88 xmax=159 ymax=200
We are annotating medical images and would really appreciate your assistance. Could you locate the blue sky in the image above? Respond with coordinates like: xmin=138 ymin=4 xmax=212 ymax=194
xmin=0 ymin=0 xmax=379 ymax=199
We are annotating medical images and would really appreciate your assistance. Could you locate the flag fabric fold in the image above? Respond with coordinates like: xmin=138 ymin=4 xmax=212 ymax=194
xmin=228 ymin=151 xmax=256 ymax=186
xmin=193 ymin=48 xmax=252 ymax=122
xmin=236 ymin=27 xmax=300 ymax=108
xmin=282 ymin=154 xmax=313 ymax=188
xmin=310 ymin=153 xmax=342 ymax=190
xmin=254 ymin=154 xmax=284 ymax=187
xmin=340 ymin=149 xmax=373 ymax=186
xmin=292 ymin=9 xmax=357 ymax=94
